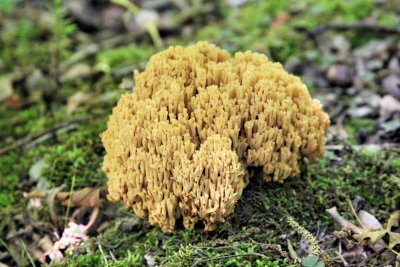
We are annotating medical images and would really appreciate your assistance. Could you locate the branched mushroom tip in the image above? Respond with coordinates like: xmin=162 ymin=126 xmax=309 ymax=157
xmin=102 ymin=41 xmax=330 ymax=232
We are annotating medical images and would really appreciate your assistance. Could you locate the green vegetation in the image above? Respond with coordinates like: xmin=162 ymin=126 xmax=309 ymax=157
xmin=195 ymin=0 xmax=400 ymax=62
xmin=51 ymin=149 xmax=400 ymax=266
xmin=345 ymin=118 xmax=375 ymax=144
xmin=96 ymin=44 xmax=155 ymax=72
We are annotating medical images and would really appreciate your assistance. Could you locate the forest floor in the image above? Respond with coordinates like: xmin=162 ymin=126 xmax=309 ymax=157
xmin=0 ymin=1 xmax=399 ymax=266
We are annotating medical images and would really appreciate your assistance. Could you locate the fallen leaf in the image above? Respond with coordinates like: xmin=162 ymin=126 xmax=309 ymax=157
xmin=382 ymin=75 xmax=400 ymax=101
xmin=358 ymin=210 xmax=382 ymax=230
xmin=272 ymin=12 xmax=289 ymax=29
xmin=29 ymin=159 xmax=50 ymax=190
xmin=4 ymin=94 xmax=21 ymax=109
xmin=327 ymin=64 xmax=353 ymax=87
xmin=379 ymin=95 xmax=400 ymax=116
xmin=25 ymin=69 xmax=50 ymax=98
xmin=380 ymin=120 xmax=400 ymax=133
xmin=66 ymin=92 xmax=90 ymax=114
xmin=134 ymin=10 xmax=160 ymax=31
xmin=329 ymin=206 xmax=400 ymax=257
xmin=60 ymin=63 xmax=92 ymax=83
xmin=301 ymin=255 xmax=325 ymax=267
xmin=0 ymin=74 xmax=13 ymax=102
xmin=25 ymin=187 xmax=106 ymax=208
xmin=387 ymin=211 xmax=399 ymax=231
xmin=56 ymin=187 xmax=102 ymax=207
xmin=353 ymin=229 xmax=387 ymax=246
xmin=47 ymin=185 xmax=68 ymax=224
xmin=144 ymin=253 xmax=156 ymax=267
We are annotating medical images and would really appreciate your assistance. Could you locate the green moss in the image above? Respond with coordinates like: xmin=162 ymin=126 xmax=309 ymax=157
xmin=60 ymin=148 xmax=399 ymax=266
xmin=0 ymin=0 xmax=15 ymax=14
xmin=195 ymin=1 xmax=304 ymax=61
xmin=62 ymin=252 xmax=103 ymax=267
xmin=34 ymin=119 xmax=107 ymax=188
xmin=96 ymin=44 xmax=155 ymax=72
xmin=0 ymin=152 xmax=31 ymax=208
xmin=195 ymin=0 xmax=397 ymax=63
xmin=344 ymin=118 xmax=375 ymax=144
xmin=311 ymin=151 xmax=400 ymax=218
xmin=392 ymin=157 xmax=400 ymax=170
xmin=0 ymin=19 xmax=46 ymax=69
xmin=64 ymin=225 xmax=295 ymax=267
xmin=0 ymin=103 xmax=46 ymax=146
xmin=379 ymin=13 xmax=400 ymax=27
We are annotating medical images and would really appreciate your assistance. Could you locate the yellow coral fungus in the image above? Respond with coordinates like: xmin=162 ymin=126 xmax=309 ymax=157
xmin=102 ymin=41 xmax=330 ymax=232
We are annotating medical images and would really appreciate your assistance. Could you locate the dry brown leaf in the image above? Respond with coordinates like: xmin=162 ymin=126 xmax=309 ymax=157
xmin=382 ymin=75 xmax=400 ymax=100
xmin=353 ymin=229 xmax=387 ymax=246
xmin=47 ymin=185 xmax=67 ymax=224
xmin=272 ymin=12 xmax=289 ymax=29
xmin=60 ymin=63 xmax=92 ymax=83
xmin=25 ymin=187 xmax=106 ymax=208
xmin=56 ymin=187 xmax=102 ymax=207
xmin=387 ymin=211 xmax=399 ymax=230
xmin=66 ymin=92 xmax=90 ymax=114
xmin=379 ymin=95 xmax=400 ymax=116
xmin=358 ymin=210 xmax=382 ymax=230
xmin=387 ymin=232 xmax=400 ymax=252
xmin=329 ymin=206 xmax=400 ymax=256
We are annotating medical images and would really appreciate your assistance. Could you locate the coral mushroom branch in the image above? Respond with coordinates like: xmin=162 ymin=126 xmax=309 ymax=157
xmin=102 ymin=42 xmax=330 ymax=232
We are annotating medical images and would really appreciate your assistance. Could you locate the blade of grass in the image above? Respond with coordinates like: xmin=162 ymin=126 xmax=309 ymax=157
xmin=0 ymin=238 xmax=20 ymax=266
xmin=145 ymin=22 xmax=163 ymax=48
xmin=111 ymin=0 xmax=139 ymax=14
xmin=22 ymin=241 xmax=36 ymax=267
xmin=111 ymin=0 xmax=162 ymax=48
xmin=347 ymin=197 xmax=365 ymax=229
xmin=64 ymin=174 xmax=76 ymax=228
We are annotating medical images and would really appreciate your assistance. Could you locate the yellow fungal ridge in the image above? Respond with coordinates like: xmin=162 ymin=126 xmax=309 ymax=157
xmin=102 ymin=41 xmax=330 ymax=232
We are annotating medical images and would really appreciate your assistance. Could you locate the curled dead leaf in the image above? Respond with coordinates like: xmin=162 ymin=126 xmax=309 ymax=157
xmin=358 ymin=210 xmax=382 ymax=230
xmin=66 ymin=92 xmax=90 ymax=114
xmin=328 ymin=206 xmax=400 ymax=257
xmin=56 ymin=187 xmax=103 ymax=207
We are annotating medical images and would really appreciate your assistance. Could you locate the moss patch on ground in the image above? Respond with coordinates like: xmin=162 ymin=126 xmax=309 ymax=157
xmin=54 ymin=148 xmax=399 ymax=266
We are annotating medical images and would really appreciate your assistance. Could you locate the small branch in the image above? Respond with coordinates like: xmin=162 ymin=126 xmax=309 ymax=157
xmin=191 ymin=253 xmax=268 ymax=267
xmin=0 ymin=117 xmax=89 ymax=156
xmin=60 ymin=44 xmax=99 ymax=72
xmin=325 ymin=143 xmax=400 ymax=152
xmin=326 ymin=207 xmax=363 ymax=235
xmin=294 ymin=22 xmax=400 ymax=37
xmin=98 ymin=243 xmax=109 ymax=267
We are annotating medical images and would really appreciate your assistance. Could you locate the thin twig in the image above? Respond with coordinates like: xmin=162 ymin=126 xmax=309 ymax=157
xmin=60 ymin=44 xmax=99 ymax=72
xmin=98 ymin=243 xmax=109 ymax=267
xmin=191 ymin=253 xmax=268 ymax=267
xmin=0 ymin=117 xmax=89 ymax=156
xmin=325 ymin=143 xmax=400 ymax=152
xmin=189 ymin=242 xmax=280 ymax=251
xmin=64 ymin=174 xmax=76 ymax=229
xmin=326 ymin=207 xmax=363 ymax=234
xmin=294 ymin=22 xmax=400 ymax=37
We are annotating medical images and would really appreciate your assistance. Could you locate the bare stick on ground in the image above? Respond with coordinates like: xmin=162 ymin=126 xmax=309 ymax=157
xmin=0 ymin=117 xmax=90 ymax=156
